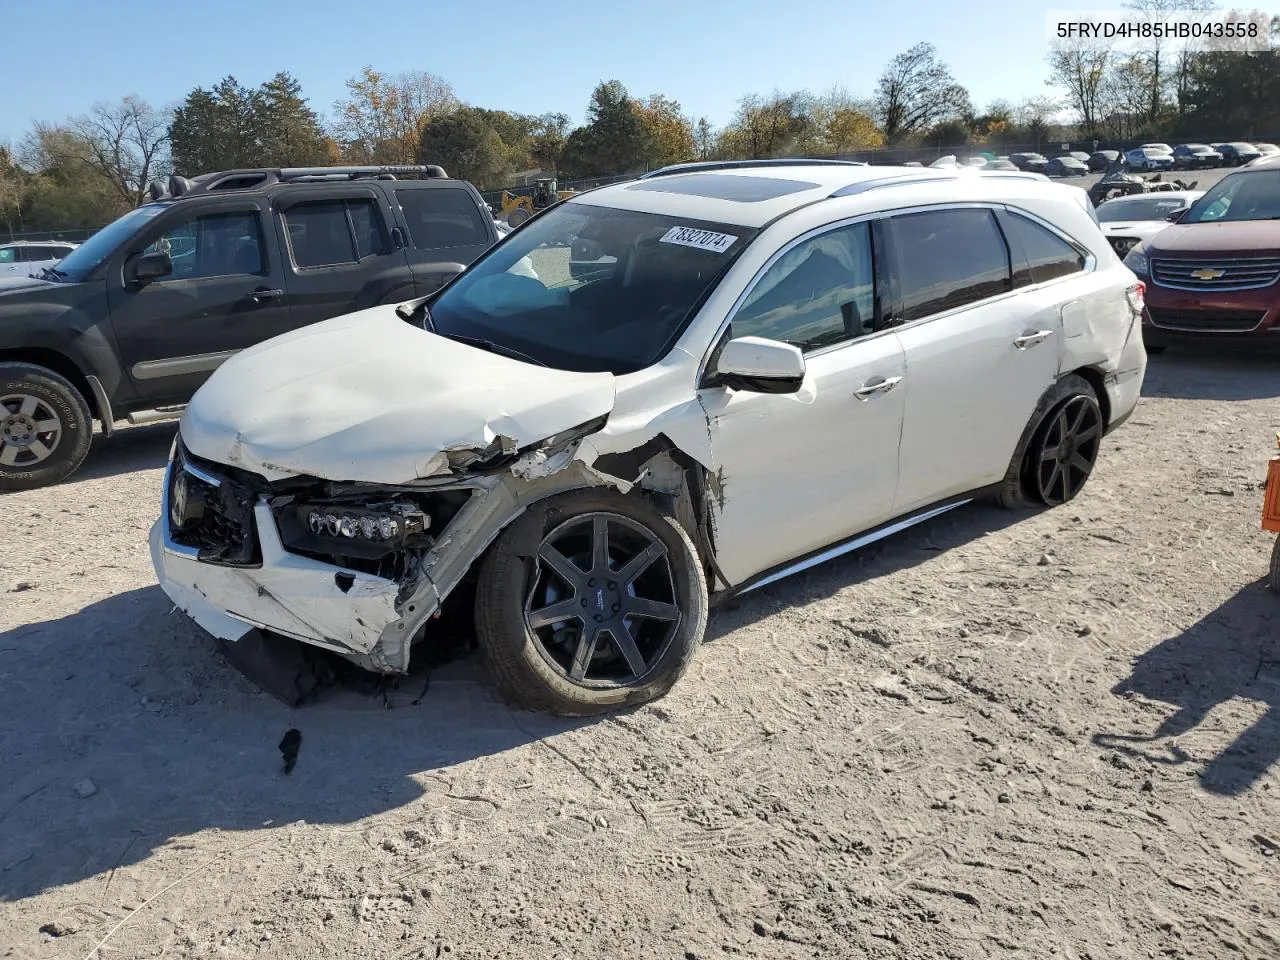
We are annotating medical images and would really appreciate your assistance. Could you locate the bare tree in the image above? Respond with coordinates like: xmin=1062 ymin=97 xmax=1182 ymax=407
xmin=1169 ymin=0 xmax=1220 ymax=117
xmin=1047 ymin=41 xmax=1113 ymax=132
xmin=873 ymin=43 xmax=972 ymax=143
xmin=62 ymin=97 xmax=171 ymax=206
xmin=333 ymin=67 xmax=458 ymax=163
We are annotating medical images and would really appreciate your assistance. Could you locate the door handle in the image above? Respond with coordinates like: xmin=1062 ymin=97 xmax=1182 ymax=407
xmin=854 ymin=375 xmax=903 ymax=400
xmin=247 ymin=288 xmax=284 ymax=303
xmin=1013 ymin=329 xmax=1054 ymax=349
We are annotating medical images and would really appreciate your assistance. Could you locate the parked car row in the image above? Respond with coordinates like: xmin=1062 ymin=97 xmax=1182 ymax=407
xmin=1115 ymin=154 xmax=1280 ymax=348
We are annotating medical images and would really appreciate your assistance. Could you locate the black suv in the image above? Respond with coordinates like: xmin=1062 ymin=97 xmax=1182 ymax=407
xmin=0 ymin=165 xmax=498 ymax=491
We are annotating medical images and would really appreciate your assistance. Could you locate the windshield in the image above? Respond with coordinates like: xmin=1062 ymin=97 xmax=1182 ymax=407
xmin=1182 ymin=171 xmax=1280 ymax=223
xmin=1097 ymin=196 xmax=1193 ymax=222
xmin=53 ymin=203 xmax=170 ymax=281
xmin=426 ymin=202 xmax=758 ymax=374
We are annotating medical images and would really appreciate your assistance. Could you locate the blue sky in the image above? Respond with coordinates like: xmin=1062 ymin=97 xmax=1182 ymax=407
xmin=4 ymin=0 xmax=1279 ymax=144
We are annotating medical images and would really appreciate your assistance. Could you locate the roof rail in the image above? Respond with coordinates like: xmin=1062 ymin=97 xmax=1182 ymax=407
xmin=147 ymin=165 xmax=448 ymax=201
xmin=828 ymin=167 xmax=1051 ymax=198
xmin=638 ymin=158 xmax=869 ymax=180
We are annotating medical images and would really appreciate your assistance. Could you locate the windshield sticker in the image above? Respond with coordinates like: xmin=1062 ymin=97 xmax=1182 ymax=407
xmin=660 ymin=226 xmax=738 ymax=253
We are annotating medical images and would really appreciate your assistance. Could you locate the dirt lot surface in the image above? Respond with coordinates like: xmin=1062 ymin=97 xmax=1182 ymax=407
xmin=2 ymin=348 xmax=1279 ymax=960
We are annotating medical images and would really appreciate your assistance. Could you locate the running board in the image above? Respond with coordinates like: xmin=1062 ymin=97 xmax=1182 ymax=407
xmin=736 ymin=499 xmax=974 ymax=595
xmin=126 ymin=405 xmax=187 ymax=426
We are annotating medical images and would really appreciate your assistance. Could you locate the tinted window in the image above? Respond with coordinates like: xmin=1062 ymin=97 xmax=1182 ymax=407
xmin=731 ymin=222 xmax=875 ymax=352
xmin=1096 ymin=196 xmax=1194 ymax=222
xmin=397 ymin=188 xmax=487 ymax=250
xmin=1004 ymin=213 xmax=1086 ymax=285
xmin=284 ymin=199 xmax=388 ymax=268
xmin=144 ymin=211 xmax=264 ymax=280
xmin=891 ymin=209 xmax=1010 ymax=322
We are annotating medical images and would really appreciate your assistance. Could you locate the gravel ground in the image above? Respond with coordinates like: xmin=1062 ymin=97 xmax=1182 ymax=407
xmin=2 ymin=348 xmax=1279 ymax=960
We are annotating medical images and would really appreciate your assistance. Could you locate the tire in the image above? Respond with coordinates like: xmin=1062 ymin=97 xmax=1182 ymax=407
xmin=474 ymin=489 xmax=708 ymax=716
xmin=507 ymin=208 xmax=530 ymax=228
xmin=1270 ymin=537 xmax=1280 ymax=594
xmin=994 ymin=374 xmax=1104 ymax=510
xmin=0 ymin=363 xmax=93 ymax=492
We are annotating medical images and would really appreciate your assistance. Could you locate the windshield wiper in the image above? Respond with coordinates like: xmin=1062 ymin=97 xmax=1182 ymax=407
xmin=443 ymin=334 xmax=547 ymax=367
xmin=38 ymin=266 xmax=67 ymax=282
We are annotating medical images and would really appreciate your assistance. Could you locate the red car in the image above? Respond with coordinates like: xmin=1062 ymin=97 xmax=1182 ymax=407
xmin=1122 ymin=156 xmax=1280 ymax=350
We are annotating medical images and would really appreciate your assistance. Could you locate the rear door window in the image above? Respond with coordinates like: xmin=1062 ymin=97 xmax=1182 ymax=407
xmin=888 ymin=208 xmax=1011 ymax=322
xmin=284 ymin=198 xmax=390 ymax=268
xmin=1002 ymin=213 xmax=1086 ymax=285
xmin=396 ymin=188 xmax=489 ymax=251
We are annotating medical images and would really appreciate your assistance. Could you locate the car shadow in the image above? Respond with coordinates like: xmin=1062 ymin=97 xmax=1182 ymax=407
xmin=68 ymin=421 xmax=179 ymax=485
xmin=0 ymin=585 xmax=595 ymax=901
xmin=1094 ymin=579 xmax=1280 ymax=796
xmin=706 ymin=500 xmax=1028 ymax=641
xmin=1142 ymin=348 xmax=1280 ymax=402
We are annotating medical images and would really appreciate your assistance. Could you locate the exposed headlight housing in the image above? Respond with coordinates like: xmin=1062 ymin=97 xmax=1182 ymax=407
xmin=274 ymin=498 xmax=432 ymax=561
xmin=1123 ymin=244 xmax=1149 ymax=275
xmin=305 ymin=507 xmax=428 ymax=542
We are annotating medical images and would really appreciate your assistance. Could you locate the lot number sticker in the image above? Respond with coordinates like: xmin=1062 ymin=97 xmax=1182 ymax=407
xmin=660 ymin=226 xmax=738 ymax=253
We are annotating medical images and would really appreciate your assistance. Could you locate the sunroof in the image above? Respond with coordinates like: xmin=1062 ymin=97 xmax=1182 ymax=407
xmin=627 ymin=173 xmax=821 ymax=202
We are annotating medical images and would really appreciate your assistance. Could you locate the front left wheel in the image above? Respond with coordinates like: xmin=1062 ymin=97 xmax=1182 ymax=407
xmin=474 ymin=490 xmax=708 ymax=716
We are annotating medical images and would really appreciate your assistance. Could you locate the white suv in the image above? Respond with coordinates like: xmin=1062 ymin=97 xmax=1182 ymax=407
xmin=0 ymin=240 xmax=78 ymax=279
xmin=151 ymin=161 xmax=1147 ymax=715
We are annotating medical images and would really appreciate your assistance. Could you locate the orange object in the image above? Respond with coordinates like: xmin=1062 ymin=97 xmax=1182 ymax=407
xmin=1264 ymin=455 xmax=1280 ymax=533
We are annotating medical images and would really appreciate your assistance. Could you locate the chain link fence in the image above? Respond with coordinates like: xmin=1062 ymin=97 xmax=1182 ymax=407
xmin=3 ymin=227 xmax=99 ymax=245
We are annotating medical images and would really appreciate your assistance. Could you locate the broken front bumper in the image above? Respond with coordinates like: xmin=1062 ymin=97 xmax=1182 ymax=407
xmin=150 ymin=458 xmax=420 ymax=669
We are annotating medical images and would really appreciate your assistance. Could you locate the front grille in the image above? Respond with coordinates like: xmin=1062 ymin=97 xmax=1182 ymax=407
xmin=168 ymin=444 xmax=262 ymax=566
xmin=1108 ymin=236 xmax=1140 ymax=257
xmin=1151 ymin=257 xmax=1280 ymax=291
xmin=1147 ymin=306 xmax=1267 ymax=333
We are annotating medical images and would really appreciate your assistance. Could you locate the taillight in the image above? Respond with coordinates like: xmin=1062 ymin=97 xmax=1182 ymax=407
xmin=1125 ymin=281 xmax=1145 ymax=314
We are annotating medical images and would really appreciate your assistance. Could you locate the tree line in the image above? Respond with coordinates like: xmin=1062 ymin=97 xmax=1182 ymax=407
xmin=2 ymin=9 xmax=1277 ymax=237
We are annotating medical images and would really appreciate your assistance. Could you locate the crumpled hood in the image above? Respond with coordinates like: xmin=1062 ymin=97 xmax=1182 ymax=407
xmin=179 ymin=306 xmax=616 ymax=483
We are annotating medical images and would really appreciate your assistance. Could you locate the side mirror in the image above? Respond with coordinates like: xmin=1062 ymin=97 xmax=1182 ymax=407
xmin=1167 ymin=208 xmax=1187 ymax=223
xmin=712 ymin=336 xmax=806 ymax=394
xmin=133 ymin=251 xmax=172 ymax=284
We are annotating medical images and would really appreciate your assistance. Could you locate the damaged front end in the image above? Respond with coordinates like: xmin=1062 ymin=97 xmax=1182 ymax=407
xmin=150 ymin=418 xmax=631 ymax=676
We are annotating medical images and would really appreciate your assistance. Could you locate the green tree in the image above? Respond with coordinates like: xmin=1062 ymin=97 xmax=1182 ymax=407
xmin=418 ymin=108 xmax=509 ymax=187
xmin=171 ymin=73 xmax=331 ymax=175
xmin=632 ymin=94 xmax=695 ymax=167
xmin=529 ymin=113 xmax=570 ymax=172
xmin=559 ymin=81 xmax=652 ymax=178
xmin=718 ymin=91 xmax=816 ymax=159
xmin=1180 ymin=16 xmax=1280 ymax=136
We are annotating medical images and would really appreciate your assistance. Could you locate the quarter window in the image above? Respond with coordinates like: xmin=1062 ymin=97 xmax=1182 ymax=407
xmin=890 ymin=209 xmax=1010 ymax=322
xmin=283 ymin=198 xmax=390 ymax=268
xmin=0 ymin=248 xmax=15 ymax=263
xmin=143 ymin=211 xmax=265 ymax=280
xmin=730 ymin=221 xmax=875 ymax=352
xmin=1003 ymin=213 xmax=1086 ymax=285
xmin=396 ymin=188 xmax=489 ymax=250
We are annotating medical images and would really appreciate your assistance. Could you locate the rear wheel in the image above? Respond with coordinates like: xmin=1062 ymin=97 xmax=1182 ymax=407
xmin=474 ymin=490 xmax=707 ymax=715
xmin=0 ymin=363 xmax=93 ymax=492
xmin=996 ymin=375 xmax=1103 ymax=510
xmin=507 ymin=208 xmax=530 ymax=228
xmin=1270 ymin=537 xmax=1280 ymax=593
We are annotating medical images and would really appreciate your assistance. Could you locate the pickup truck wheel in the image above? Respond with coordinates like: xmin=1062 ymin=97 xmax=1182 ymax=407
xmin=1270 ymin=536 xmax=1280 ymax=593
xmin=474 ymin=490 xmax=707 ymax=716
xmin=0 ymin=363 xmax=93 ymax=492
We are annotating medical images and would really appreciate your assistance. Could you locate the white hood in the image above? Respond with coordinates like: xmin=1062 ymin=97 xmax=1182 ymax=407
xmin=179 ymin=306 xmax=616 ymax=484
xmin=1101 ymin=221 xmax=1169 ymax=242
